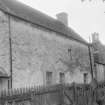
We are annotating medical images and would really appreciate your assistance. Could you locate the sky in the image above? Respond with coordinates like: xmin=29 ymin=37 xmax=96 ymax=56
xmin=18 ymin=0 xmax=105 ymax=44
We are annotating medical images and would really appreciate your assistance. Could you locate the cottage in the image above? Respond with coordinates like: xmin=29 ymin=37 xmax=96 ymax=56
xmin=0 ymin=0 xmax=92 ymax=90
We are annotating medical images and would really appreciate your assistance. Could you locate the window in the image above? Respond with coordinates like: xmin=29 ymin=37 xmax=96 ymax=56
xmin=46 ymin=72 xmax=52 ymax=85
xmin=59 ymin=72 xmax=65 ymax=84
xmin=68 ymin=48 xmax=72 ymax=60
xmin=84 ymin=73 xmax=88 ymax=84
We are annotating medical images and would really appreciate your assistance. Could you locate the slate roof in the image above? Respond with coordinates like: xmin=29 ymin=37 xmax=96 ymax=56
xmin=0 ymin=0 xmax=88 ymax=45
xmin=0 ymin=67 xmax=9 ymax=78
xmin=0 ymin=71 xmax=9 ymax=78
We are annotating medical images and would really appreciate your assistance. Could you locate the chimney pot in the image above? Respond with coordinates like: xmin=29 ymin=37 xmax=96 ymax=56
xmin=92 ymin=32 xmax=99 ymax=43
xmin=56 ymin=12 xmax=68 ymax=26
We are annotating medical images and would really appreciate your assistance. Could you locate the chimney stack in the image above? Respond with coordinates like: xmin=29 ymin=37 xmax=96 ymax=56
xmin=92 ymin=32 xmax=99 ymax=43
xmin=56 ymin=12 xmax=68 ymax=26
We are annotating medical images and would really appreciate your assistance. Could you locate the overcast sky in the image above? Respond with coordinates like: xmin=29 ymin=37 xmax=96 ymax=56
xmin=18 ymin=0 xmax=105 ymax=44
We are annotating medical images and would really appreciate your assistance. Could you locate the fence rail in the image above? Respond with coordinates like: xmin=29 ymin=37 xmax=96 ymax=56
xmin=1 ymin=81 xmax=105 ymax=105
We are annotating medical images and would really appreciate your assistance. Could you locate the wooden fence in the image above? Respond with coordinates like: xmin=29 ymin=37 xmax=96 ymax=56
xmin=1 ymin=81 xmax=105 ymax=105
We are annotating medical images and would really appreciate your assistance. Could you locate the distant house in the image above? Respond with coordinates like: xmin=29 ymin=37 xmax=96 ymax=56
xmin=0 ymin=0 xmax=92 ymax=90
xmin=92 ymin=32 xmax=105 ymax=82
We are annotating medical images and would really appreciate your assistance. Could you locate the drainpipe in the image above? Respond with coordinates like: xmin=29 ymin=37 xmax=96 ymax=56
xmin=88 ymin=44 xmax=94 ymax=80
xmin=8 ymin=15 xmax=13 ymax=89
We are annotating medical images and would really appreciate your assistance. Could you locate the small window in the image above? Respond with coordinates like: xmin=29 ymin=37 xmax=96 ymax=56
xmin=46 ymin=72 xmax=52 ymax=85
xmin=59 ymin=72 xmax=65 ymax=84
xmin=68 ymin=48 xmax=72 ymax=60
xmin=84 ymin=73 xmax=88 ymax=84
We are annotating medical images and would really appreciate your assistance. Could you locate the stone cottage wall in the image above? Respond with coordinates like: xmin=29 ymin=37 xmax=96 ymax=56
xmin=0 ymin=11 xmax=10 ymax=75
xmin=10 ymin=15 xmax=91 ymax=88
xmin=0 ymin=10 xmax=91 ymax=89
xmin=0 ymin=11 xmax=10 ymax=91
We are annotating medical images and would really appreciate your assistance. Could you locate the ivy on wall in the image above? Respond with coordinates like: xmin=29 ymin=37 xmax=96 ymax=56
xmin=59 ymin=46 xmax=90 ymax=74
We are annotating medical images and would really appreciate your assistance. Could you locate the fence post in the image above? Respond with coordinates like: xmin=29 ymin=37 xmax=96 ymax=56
xmin=73 ymin=82 xmax=76 ymax=105
xmin=59 ymin=84 xmax=64 ymax=105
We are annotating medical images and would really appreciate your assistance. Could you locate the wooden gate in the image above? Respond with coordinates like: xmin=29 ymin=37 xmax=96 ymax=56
xmin=63 ymin=83 xmax=93 ymax=105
